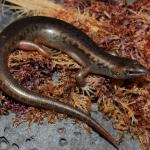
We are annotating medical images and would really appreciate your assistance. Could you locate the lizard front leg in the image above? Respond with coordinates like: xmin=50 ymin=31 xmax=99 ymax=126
xmin=76 ymin=66 xmax=92 ymax=87
xmin=76 ymin=66 xmax=96 ymax=96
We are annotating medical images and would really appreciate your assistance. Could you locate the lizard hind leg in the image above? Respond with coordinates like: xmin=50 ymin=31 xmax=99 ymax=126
xmin=16 ymin=40 xmax=49 ymax=58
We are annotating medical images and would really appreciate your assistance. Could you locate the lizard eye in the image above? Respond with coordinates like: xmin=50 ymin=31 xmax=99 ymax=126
xmin=128 ymin=70 xmax=135 ymax=74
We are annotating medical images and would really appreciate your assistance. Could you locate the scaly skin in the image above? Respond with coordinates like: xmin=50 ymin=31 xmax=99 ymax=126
xmin=0 ymin=16 xmax=149 ymax=149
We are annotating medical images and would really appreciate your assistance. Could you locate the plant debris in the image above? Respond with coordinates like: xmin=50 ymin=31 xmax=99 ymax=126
xmin=0 ymin=0 xmax=150 ymax=149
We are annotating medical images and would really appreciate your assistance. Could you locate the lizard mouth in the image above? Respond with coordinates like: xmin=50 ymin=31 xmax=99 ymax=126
xmin=128 ymin=68 xmax=149 ymax=77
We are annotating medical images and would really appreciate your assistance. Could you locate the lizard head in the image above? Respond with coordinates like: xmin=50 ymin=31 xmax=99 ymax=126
xmin=108 ymin=57 xmax=149 ymax=79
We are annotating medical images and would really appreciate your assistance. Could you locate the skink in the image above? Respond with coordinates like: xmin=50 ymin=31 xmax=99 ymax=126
xmin=0 ymin=16 xmax=148 ymax=149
